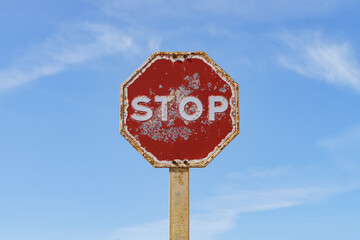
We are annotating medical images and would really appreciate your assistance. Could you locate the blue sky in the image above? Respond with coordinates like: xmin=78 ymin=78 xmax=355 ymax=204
xmin=1 ymin=0 xmax=360 ymax=239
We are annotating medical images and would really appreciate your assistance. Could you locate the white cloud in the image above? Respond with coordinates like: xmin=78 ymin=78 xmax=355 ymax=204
xmin=148 ymin=37 xmax=162 ymax=52
xmin=277 ymin=31 xmax=360 ymax=93
xmin=109 ymin=124 xmax=360 ymax=240
xmin=108 ymin=120 xmax=360 ymax=240
xmin=226 ymin=166 xmax=290 ymax=180
xmin=318 ymin=124 xmax=360 ymax=172
xmin=108 ymin=212 xmax=237 ymax=240
xmin=318 ymin=124 xmax=360 ymax=150
xmin=0 ymin=65 xmax=64 ymax=90
xmin=108 ymin=219 xmax=168 ymax=240
xmin=108 ymin=180 xmax=346 ymax=240
xmin=190 ymin=212 xmax=237 ymax=240
xmin=195 ymin=186 xmax=343 ymax=216
xmin=0 ymin=22 xmax=159 ymax=91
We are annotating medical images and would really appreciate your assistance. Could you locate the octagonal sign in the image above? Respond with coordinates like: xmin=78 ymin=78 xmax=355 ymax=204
xmin=120 ymin=52 xmax=239 ymax=168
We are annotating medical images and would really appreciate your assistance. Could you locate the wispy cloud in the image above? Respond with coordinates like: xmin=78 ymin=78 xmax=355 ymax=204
xmin=107 ymin=185 xmax=344 ymax=240
xmin=226 ymin=166 xmax=290 ymax=180
xmin=108 ymin=172 xmax=353 ymax=239
xmin=318 ymin=124 xmax=360 ymax=172
xmin=108 ymin=211 xmax=237 ymax=240
xmin=196 ymin=187 xmax=344 ymax=215
xmin=318 ymin=124 xmax=360 ymax=150
xmin=0 ymin=22 xmax=159 ymax=91
xmin=277 ymin=31 xmax=360 ymax=93
xmin=108 ymin=219 xmax=168 ymax=240
xmin=109 ymin=124 xmax=360 ymax=240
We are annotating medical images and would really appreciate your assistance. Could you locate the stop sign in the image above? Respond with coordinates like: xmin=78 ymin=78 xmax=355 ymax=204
xmin=120 ymin=52 xmax=239 ymax=168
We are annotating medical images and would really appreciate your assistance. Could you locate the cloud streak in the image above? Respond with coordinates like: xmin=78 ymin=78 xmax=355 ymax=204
xmin=277 ymin=31 xmax=360 ymax=93
xmin=318 ymin=124 xmax=360 ymax=174
xmin=0 ymin=23 xmax=139 ymax=91
xmin=319 ymin=124 xmax=360 ymax=150
xmin=109 ymin=124 xmax=360 ymax=240
xmin=226 ymin=166 xmax=290 ymax=180
xmin=108 ymin=186 xmax=344 ymax=240
xmin=108 ymin=176 xmax=350 ymax=240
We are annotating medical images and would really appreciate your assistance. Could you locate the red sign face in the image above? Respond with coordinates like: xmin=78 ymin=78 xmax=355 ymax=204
xmin=120 ymin=52 xmax=239 ymax=168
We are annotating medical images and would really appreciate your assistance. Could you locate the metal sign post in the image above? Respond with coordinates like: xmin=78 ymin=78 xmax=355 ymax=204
xmin=120 ymin=52 xmax=239 ymax=240
xmin=169 ymin=168 xmax=189 ymax=240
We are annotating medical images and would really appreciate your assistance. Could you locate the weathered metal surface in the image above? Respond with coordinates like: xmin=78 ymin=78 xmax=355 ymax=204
xmin=169 ymin=168 xmax=189 ymax=240
xmin=120 ymin=52 xmax=239 ymax=168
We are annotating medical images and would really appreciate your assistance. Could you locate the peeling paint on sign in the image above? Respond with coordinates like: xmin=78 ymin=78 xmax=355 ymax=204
xmin=120 ymin=52 xmax=239 ymax=168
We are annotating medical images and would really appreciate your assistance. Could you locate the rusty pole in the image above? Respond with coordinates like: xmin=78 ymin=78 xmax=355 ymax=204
xmin=169 ymin=168 xmax=189 ymax=240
